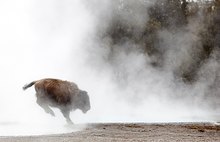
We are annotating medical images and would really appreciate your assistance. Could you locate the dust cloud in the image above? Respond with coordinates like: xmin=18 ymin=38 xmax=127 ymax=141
xmin=0 ymin=0 xmax=219 ymax=136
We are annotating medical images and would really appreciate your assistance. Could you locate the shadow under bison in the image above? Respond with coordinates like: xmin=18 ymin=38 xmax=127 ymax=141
xmin=23 ymin=78 xmax=91 ymax=124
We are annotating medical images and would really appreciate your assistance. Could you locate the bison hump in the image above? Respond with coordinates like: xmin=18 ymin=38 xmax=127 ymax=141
xmin=37 ymin=79 xmax=66 ymax=103
xmin=35 ymin=78 xmax=80 ymax=105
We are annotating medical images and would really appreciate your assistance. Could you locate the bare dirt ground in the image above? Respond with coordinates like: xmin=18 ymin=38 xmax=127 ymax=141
xmin=0 ymin=123 xmax=220 ymax=142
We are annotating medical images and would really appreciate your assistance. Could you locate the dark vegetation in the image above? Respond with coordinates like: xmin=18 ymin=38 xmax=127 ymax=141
xmin=93 ymin=0 xmax=220 ymax=106
xmin=99 ymin=0 xmax=220 ymax=84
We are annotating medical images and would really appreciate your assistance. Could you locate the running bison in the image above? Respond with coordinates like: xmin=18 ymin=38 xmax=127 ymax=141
xmin=23 ymin=78 xmax=91 ymax=124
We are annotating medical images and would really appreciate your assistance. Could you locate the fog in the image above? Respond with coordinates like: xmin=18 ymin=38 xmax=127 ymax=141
xmin=0 ymin=0 xmax=91 ymax=136
xmin=0 ymin=0 xmax=219 ymax=136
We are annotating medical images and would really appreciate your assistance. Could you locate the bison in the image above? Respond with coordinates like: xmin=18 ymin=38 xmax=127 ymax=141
xmin=23 ymin=78 xmax=91 ymax=124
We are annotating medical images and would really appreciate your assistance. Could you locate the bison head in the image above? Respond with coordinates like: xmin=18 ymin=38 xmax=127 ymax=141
xmin=75 ymin=90 xmax=91 ymax=113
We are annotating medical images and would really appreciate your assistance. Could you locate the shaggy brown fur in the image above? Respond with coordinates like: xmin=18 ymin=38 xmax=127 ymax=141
xmin=23 ymin=78 xmax=90 ymax=124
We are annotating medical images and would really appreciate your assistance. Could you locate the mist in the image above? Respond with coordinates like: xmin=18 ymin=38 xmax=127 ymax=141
xmin=0 ymin=0 xmax=91 ymax=136
xmin=0 ymin=0 xmax=219 ymax=136
xmin=81 ymin=0 xmax=220 ymax=122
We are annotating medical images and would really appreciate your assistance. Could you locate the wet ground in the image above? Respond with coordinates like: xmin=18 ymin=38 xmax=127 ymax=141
xmin=0 ymin=123 xmax=220 ymax=142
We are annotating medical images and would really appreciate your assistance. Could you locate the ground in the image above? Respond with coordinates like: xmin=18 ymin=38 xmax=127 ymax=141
xmin=0 ymin=123 xmax=220 ymax=142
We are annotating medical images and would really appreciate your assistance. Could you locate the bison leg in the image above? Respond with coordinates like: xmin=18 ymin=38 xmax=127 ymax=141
xmin=36 ymin=98 xmax=55 ymax=116
xmin=61 ymin=109 xmax=73 ymax=124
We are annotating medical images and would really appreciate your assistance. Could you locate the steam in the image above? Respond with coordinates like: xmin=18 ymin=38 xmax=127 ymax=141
xmin=80 ymin=0 xmax=220 ymax=122
xmin=0 ymin=0 xmax=219 ymax=136
xmin=0 ymin=0 xmax=90 ymax=136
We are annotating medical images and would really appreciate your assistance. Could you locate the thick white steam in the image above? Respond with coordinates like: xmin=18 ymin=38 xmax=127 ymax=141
xmin=81 ymin=0 xmax=220 ymax=123
xmin=0 ymin=0 xmax=91 ymax=136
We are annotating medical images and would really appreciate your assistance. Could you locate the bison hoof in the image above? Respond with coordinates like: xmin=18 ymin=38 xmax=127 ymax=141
xmin=50 ymin=112 xmax=55 ymax=116
xmin=46 ymin=110 xmax=55 ymax=116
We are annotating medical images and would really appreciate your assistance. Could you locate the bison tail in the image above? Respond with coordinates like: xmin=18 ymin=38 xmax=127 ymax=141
xmin=23 ymin=81 xmax=36 ymax=90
